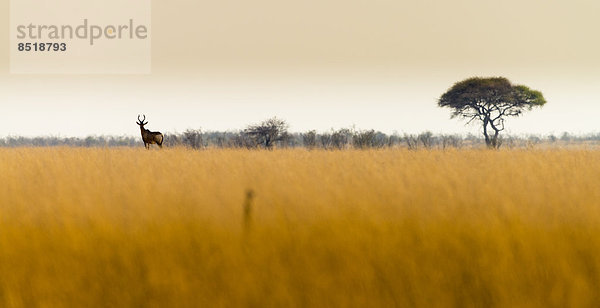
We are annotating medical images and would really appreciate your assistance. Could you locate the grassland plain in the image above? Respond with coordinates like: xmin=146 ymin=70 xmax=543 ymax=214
xmin=0 ymin=147 xmax=600 ymax=307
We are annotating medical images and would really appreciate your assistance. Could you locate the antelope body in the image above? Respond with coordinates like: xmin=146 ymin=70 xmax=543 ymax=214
xmin=136 ymin=115 xmax=163 ymax=149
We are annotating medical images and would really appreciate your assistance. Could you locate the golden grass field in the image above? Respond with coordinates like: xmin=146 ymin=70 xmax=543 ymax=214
xmin=1 ymin=147 xmax=600 ymax=307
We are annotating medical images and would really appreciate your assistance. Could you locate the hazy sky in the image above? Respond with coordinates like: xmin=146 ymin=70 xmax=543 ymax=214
xmin=1 ymin=0 xmax=599 ymax=137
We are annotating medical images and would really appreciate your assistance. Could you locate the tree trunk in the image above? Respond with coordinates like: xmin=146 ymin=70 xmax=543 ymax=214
xmin=483 ymin=117 xmax=502 ymax=149
xmin=490 ymin=129 xmax=501 ymax=149
xmin=482 ymin=118 xmax=493 ymax=148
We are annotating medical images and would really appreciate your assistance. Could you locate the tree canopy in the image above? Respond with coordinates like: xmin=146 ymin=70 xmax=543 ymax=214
xmin=438 ymin=77 xmax=546 ymax=148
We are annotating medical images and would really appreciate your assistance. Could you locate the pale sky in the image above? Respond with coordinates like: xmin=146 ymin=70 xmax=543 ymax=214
xmin=0 ymin=0 xmax=599 ymax=137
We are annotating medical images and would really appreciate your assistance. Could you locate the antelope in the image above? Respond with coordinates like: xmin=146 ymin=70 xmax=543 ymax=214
xmin=136 ymin=115 xmax=164 ymax=149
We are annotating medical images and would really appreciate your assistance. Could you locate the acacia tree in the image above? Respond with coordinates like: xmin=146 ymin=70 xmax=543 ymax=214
xmin=438 ymin=77 xmax=546 ymax=148
xmin=244 ymin=117 xmax=289 ymax=149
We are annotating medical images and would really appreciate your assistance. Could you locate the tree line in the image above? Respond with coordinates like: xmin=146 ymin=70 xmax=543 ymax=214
xmin=1 ymin=126 xmax=598 ymax=149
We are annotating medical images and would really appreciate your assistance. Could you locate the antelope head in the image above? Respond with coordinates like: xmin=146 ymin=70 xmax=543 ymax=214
xmin=136 ymin=114 xmax=148 ymax=130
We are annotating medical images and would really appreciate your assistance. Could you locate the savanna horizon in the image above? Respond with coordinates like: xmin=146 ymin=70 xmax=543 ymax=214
xmin=1 ymin=147 xmax=599 ymax=307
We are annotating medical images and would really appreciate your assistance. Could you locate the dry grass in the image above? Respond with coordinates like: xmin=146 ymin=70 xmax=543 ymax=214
xmin=0 ymin=147 xmax=599 ymax=307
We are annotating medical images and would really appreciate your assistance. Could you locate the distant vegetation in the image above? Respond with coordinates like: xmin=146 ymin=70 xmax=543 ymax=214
xmin=2 ymin=129 xmax=600 ymax=149
xmin=0 ymin=135 xmax=140 ymax=147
